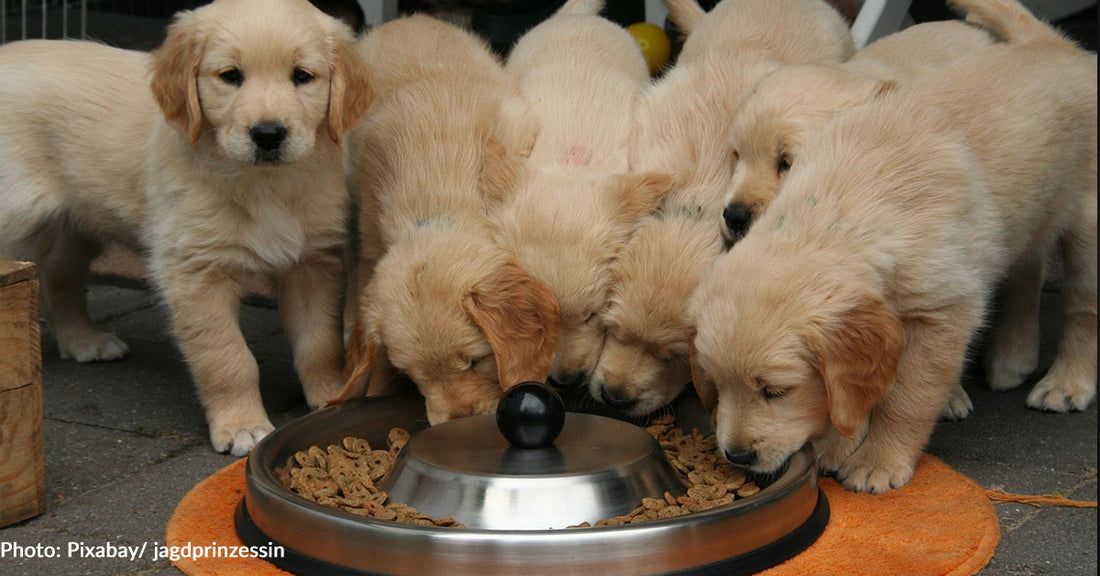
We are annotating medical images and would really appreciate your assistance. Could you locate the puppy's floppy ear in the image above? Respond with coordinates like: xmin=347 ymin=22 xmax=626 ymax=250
xmin=612 ymin=172 xmax=675 ymax=226
xmin=327 ymin=41 xmax=373 ymax=145
xmin=328 ymin=316 xmax=398 ymax=405
xmin=809 ymin=294 xmax=904 ymax=438
xmin=832 ymin=68 xmax=897 ymax=110
xmin=688 ymin=333 xmax=719 ymax=416
xmin=150 ymin=11 xmax=203 ymax=144
xmin=463 ymin=261 xmax=560 ymax=389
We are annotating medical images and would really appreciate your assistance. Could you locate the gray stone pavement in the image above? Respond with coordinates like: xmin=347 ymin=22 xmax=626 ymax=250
xmin=0 ymin=280 xmax=1094 ymax=576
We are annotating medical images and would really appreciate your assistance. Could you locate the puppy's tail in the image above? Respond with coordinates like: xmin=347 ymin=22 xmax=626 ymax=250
xmin=663 ymin=0 xmax=707 ymax=36
xmin=947 ymin=0 xmax=1072 ymax=48
xmin=555 ymin=0 xmax=606 ymax=16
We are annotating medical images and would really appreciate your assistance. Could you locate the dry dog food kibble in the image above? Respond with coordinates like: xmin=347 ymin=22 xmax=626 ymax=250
xmin=280 ymin=415 xmax=757 ymax=529
xmin=278 ymin=428 xmax=465 ymax=528
xmin=570 ymin=415 xmax=757 ymax=527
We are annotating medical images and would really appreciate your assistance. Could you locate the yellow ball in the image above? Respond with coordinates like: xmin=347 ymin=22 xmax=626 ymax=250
xmin=627 ymin=22 xmax=671 ymax=77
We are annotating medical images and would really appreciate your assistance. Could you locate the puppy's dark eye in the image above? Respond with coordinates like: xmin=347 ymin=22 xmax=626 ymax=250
xmin=219 ymin=68 xmax=243 ymax=86
xmin=292 ymin=68 xmax=316 ymax=86
xmin=777 ymin=153 xmax=792 ymax=174
xmin=730 ymin=149 xmax=740 ymax=168
xmin=762 ymin=386 xmax=788 ymax=400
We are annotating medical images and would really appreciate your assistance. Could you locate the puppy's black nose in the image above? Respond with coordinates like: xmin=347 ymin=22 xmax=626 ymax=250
xmin=250 ymin=122 xmax=287 ymax=152
xmin=600 ymin=386 xmax=637 ymax=410
xmin=722 ymin=202 xmax=754 ymax=241
xmin=547 ymin=372 xmax=586 ymax=390
xmin=724 ymin=447 xmax=756 ymax=466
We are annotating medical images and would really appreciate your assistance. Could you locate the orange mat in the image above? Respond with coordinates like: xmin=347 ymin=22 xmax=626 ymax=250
xmin=167 ymin=453 xmax=999 ymax=576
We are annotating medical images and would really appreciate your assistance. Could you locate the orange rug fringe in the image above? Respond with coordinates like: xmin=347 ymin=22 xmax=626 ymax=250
xmin=168 ymin=453 xmax=999 ymax=576
xmin=985 ymin=488 xmax=1098 ymax=508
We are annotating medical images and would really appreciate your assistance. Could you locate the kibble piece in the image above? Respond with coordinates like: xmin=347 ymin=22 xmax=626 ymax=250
xmin=343 ymin=436 xmax=371 ymax=454
xmin=736 ymin=483 xmax=761 ymax=498
xmin=387 ymin=427 xmax=410 ymax=453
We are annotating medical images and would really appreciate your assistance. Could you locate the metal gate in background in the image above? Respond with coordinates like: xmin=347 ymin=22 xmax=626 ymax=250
xmin=1 ymin=1 xmax=182 ymax=49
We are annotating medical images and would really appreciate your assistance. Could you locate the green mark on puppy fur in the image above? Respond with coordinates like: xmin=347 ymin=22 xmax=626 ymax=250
xmin=770 ymin=196 xmax=821 ymax=232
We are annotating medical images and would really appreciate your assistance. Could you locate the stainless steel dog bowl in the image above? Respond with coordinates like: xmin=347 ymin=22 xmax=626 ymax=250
xmin=381 ymin=411 xmax=688 ymax=529
xmin=237 ymin=386 xmax=827 ymax=576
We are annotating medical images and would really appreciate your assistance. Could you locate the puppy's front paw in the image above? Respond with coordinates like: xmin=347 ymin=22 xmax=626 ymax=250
xmin=302 ymin=373 xmax=345 ymax=411
xmin=209 ymin=419 xmax=275 ymax=457
xmin=939 ymin=384 xmax=973 ymax=421
xmin=59 ymin=331 xmax=130 ymax=362
xmin=814 ymin=428 xmax=863 ymax=473
xmin=835 ymin=445 xmax=916 ymax=493
xmin=985 ymin=345 xmax=1038 ymax=392
xmin=1027 ymin=373 xmax=1096 ymax=412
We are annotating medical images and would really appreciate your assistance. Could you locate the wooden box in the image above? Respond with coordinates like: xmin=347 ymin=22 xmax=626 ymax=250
xmin=0 ymin=259 xmax=46 ymax=527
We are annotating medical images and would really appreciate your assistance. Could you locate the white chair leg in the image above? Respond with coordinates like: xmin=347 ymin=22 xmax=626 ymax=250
xmin=851 ymin=0 xmax=913 ymax=49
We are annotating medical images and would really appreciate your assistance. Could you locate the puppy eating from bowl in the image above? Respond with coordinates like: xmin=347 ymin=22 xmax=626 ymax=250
xmin=688 ymin=0 xmax=1096 ymax=493
xmin=589 ymin=0 xmax=854 ymax=416
xmin=718 ymin=18 xmax=999 ymax=421
xmin=0 ymin=0 xmax=372 ymax=455
xmin=335 ymin=15 xmax=559 ymax=425
xmin=485 ymin=0 xmax=671 ymax=390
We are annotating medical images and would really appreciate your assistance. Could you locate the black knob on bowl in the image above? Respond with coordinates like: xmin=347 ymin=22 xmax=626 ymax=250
xmin=496 ymin=381 xmax=566 ymax=449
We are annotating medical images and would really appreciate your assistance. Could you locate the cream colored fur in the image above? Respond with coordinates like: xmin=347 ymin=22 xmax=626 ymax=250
xmin=486 ymin=0 xmax=670 ymax=388
xmin=689 ymin=0 xmax=1096 ymax=492
xmin=0 ymin=0 xmax=372 ymax=456
xmin=720 ymin=19 xmax=998 ymax=420
xmin=335 ymin=15 xmax=559 ymax=425
xmin=722 ymin=20 xmax=996 ymax=238
xmin=589 ymin=0 xmax=854 ymax=415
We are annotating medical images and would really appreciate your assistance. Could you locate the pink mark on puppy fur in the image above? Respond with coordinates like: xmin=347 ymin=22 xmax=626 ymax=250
xmin=559 ymin=145 xmax=593 ymax=167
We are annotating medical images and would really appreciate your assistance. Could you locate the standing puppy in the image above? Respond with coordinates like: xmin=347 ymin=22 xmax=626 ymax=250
xmin=487 ymin=0 xmax=671 ymax=389
xmin=0 ymin=0 xmax=373 ymax=455
xmin=336 ymin=15 xmax=559 ymax=425
xmin=719 ymin=18 xmax=1000 ymax=420
xmin=688 ymin=0 xmax=1096 ymax=493
xmin=589 ymin=0 xmax=854 ymax=415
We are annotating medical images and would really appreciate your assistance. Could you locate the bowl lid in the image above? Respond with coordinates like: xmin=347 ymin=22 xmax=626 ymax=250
xmin=377 ymin=382 xmax=687 ymax=529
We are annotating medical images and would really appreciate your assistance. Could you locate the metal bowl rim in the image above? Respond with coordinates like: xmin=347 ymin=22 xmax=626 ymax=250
xmin=246 ymin=400 xmax=817 ymax=537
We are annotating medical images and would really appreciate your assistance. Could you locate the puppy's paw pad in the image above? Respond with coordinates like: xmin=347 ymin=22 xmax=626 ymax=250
xmin=59 ymin=332 xmax=130 ymax=362
xmin=210 ymin=422 xmax=275 ymax=457
xmin=939 ymin=387 xmax=973 ymax=421
xmin=1027 ymin=378 xmax=1096 ymax=412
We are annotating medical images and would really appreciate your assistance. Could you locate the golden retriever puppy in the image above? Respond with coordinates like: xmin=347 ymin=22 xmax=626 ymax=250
xmin=589 ymin=0 xmax=854 ymax=415
xmin=719 ymin=20 xmax=998 ymax=420
xmin=0 ymin=0 xmax=372 ymax=456
xmin=486 ymin=0 xmax=671 ymax=389
xmin=721 ymin=20 xmax=997 ymax=241
xmin=688 ymin=0 xmax=1096 ymax=493
xmin=334 ymin=15 xmax=559 ymax=425
xmin=0 ymin=41 xmax=152 ymax=363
